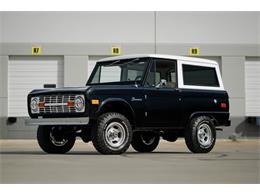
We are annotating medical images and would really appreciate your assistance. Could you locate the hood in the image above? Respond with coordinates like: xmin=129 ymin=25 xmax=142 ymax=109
xmin=29 ymin=86 xmax=91 ymax=95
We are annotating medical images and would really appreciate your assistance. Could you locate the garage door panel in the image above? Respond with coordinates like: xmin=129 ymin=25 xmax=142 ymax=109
xmin=8 ymin=56 xmax=64 ymax=117
xmin=9 ymin=75 xmax=63 ymax=80
xmin=9 ymin=68 xmax=62 ymax=71
xmin=245 ymin=60 xmax=260 ymax=116
xmin=9 ymin=77 xmax=63 ymax=83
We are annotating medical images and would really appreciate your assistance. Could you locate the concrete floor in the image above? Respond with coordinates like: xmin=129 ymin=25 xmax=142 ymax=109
xmin=0 ymin=139 xmax=259 ymax=183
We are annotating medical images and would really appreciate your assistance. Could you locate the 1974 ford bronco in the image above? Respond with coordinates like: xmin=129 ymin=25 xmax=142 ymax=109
xmin=26 ymin=54 xmax=230 ymax=154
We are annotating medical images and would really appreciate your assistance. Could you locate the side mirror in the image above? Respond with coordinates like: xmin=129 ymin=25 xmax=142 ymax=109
xmin=156 ymin=79 xmax=167 ymax=88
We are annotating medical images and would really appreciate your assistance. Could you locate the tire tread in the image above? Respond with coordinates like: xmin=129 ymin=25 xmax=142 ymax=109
xmin=131 ymin=132 xmax=160 ymax=153
xmin=185 ymin=116 xmax=216 ymax=153
xmin=91 ymin=112 xmax=132 ymax=154
xmin=37 ymin=126 xmax=75 ymax=154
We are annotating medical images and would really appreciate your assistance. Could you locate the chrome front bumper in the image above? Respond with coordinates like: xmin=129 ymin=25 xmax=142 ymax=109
xmin=25 ymin=117 xmax=90 ymax=126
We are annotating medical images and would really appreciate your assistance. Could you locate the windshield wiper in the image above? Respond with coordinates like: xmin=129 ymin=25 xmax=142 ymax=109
xmin=105 ymin=58 xmax=139 ymax=67
xmin=120 ymin=58 xmax=139 ymax=66
xmin=105 ymin=60 xmax=121 ymax=66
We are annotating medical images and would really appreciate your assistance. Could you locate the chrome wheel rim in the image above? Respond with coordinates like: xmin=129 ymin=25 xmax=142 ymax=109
xmin=105 ymin=122 xmax=127 ymax=149
xmin=141 ymin=134 xmax=155 ymax=145
xmin=197 ymin=123 xmax=212 ymax=148
xmin=49 ymin=127 xmax=68 ymax=147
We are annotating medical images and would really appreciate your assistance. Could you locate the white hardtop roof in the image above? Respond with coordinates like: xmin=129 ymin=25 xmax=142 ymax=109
xmin=97 ymin=54 xmax=218 ymax=65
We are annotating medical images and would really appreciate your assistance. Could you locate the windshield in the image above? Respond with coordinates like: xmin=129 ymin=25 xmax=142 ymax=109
xmin=87 ymin=58 xmax=149 ymax=85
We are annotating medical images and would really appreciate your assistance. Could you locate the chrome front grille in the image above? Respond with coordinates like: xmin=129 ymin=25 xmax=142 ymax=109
xmin=39 ymin=94 xmax=76 ymax=114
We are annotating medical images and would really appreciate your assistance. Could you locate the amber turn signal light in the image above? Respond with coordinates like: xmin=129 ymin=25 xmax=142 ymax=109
xmin=38 ymin=102 xmax=45 ymax=108
xmin=67 ymin=101 xmax=75 ymax=107
xmin=91 ymin=99 xmax=100 ymax=105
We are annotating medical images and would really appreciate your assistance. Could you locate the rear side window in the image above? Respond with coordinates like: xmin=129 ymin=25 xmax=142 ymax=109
xmin=182 ymin=64 xmax=219 ymax=87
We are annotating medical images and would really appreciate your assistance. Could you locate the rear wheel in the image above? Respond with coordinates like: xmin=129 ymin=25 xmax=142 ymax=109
xmin=91 ymin=112 xmax=133 ymax=154
xmin=37 ymin=125 xmax=76 ymax=154
xmin=131 ymin=132 xmax=160 ymax=152
xmin=185 ymin=116 xmax=216 ymax=153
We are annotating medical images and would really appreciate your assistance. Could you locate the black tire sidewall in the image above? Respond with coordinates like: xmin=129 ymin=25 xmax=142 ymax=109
xmin=37 ymin=125 xmax=75 ymax=154
xmin=131 ymin=132 xmax=160 ymax=153
xmin=185 ymin=116 xmax=216 ymax=153
xmin=102 ymin=117 xmax=130 ymax=151
xmin=92 ymin=112 xmax=132 ymax=154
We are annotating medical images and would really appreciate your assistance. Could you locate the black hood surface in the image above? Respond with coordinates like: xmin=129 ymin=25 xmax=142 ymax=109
xmin=29 ymin=86 xmax=91 ymax=95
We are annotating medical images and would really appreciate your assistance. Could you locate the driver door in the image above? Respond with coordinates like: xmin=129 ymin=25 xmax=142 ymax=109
xmin=143 ymin=58 xmax=182 ymax=127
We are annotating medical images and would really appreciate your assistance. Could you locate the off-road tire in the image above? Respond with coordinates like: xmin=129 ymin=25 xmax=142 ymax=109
xmin=37 ymin=125 xmax=76 ymax=154
xmin=131 ymin=132 xmax=160 ymax=152
xmin=185 ymin=116 xmax=216 ymax=153
xmin=91 ymin=112 xmax=133 ymax=154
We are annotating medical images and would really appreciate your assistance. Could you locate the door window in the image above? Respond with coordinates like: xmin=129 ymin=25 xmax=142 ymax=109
xmin=145 ymin=59 xmax=177 ymax=88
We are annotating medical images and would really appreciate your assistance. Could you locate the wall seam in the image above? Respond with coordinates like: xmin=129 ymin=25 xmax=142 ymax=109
xmin=154 ymin=11 xmax=157 ymax=54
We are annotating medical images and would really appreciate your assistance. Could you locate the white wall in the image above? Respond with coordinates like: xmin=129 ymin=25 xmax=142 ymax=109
xmin=0 ymin=13 xmax=3 ymax=42
xmin=1 ymin=12 xmax=259 ymax=44
xmin=222 ymin=56 xmax=245 ymax=117
xmin=156 ymin=12 xmax=259 ymax=44
xmin=1 ymin=12 xmax=155 ymax=43
xmin=64 ymin=56 xmax=88 ymax=87
xmin=258 ymin=13 xmax=260 ymax=44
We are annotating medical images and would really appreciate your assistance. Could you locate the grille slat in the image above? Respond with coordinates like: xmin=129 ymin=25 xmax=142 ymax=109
xmin=39 ymin=94 xmax=77 ymax=114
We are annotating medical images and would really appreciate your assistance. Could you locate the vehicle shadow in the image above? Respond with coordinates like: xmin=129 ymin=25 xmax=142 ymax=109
xmin=0 ymin=151 xmax=191 ymax=155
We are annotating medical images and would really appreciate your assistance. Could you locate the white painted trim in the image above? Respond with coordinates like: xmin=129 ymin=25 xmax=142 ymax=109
xmin=98 ymin=54 xmax=218 ymax=65
xmin=177 ymin=60 xmax=224 ymax=91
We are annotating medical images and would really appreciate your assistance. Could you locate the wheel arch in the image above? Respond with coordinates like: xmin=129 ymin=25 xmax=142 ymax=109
xmin=188 ymin=112 xmax=219 ymax=127
xmin=97 ymin=98 xmax=136 ymax=128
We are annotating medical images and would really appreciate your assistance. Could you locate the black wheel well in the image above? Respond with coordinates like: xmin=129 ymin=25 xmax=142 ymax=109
xmin=189 ymin=113 xmax=219 ymax=126
xmin=98 ymin=101 xmax=135 ymax=128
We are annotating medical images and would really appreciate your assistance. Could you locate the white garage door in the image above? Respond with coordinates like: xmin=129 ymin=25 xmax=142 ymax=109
xmin=245 ymin=59 xmax=260 ymax=116
xmin=88 ymin=56 xmax=111 ymax=79
xmin=8 ymin=56 xmax=64 ymax=117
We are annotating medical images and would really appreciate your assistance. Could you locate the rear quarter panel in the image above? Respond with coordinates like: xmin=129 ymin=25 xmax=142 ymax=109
xmin=180 ymin=89 xmax=230 ymax=127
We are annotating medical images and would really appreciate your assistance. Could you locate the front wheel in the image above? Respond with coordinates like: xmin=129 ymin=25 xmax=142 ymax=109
xmin=91 ymin=112 xmax=133 ymax=154
xmin=185 ymin=116 xmax=216 ymax=153
xmin=131 ymin=132 xmax=160 ymax=152
xmin=37 ymin=125 xmax=76 ymax=154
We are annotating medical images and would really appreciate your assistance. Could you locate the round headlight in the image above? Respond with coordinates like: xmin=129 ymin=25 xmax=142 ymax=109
xmin=74 ymin=95 xmax=85 ymax=112
xmin=31 ymin=97 xmax=39 ymax=113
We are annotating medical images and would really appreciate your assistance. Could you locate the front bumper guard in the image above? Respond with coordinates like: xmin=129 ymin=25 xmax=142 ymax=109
xmin=25 ymin=117 xmax=90 ymax=126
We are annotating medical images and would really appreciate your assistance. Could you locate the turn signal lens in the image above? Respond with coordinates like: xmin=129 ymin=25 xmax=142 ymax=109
xmin=220 ymin=103 xmax=227 ymax=108
xmin=38 ymin=102 xmax=45 ymax=108
xmin=91 ymin=99 xmax=100 ymax=105
xmin=67 ymin=101 xmax=75 ymax=107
